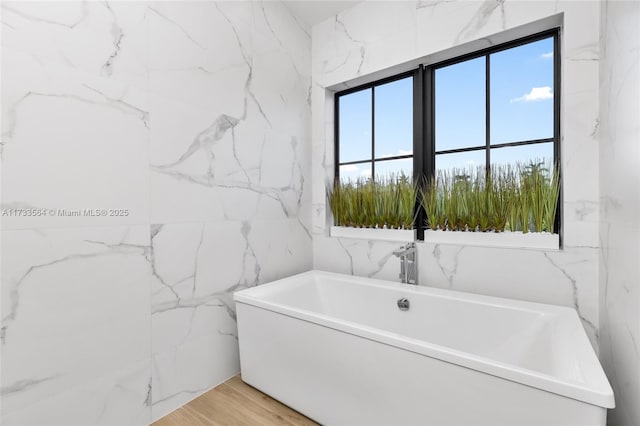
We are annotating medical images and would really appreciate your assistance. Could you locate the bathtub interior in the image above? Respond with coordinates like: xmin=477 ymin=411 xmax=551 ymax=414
xmin=236 ymin=271 xmax=611 ymax=399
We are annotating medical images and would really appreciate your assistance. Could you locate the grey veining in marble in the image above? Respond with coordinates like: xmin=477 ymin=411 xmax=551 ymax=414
xmin=599 ymin=1 xmax=640 ymax=424
xmin=1 ymin=1 xmax=312 ymax=424
xmin=453 ymin=0 xmax=506 ymax=45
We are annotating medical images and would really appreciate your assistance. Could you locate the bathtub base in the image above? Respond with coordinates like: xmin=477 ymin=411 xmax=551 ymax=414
xmin=237 ymin=303 xmax=607 ymax=426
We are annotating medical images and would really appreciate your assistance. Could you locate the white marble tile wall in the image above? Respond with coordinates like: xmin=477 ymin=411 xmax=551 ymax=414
xmin=1 ymin=1 xmax=311 ymax=424
xmin=311 ymin=0 xmax=602 ymax=349
xmin=1 ymin=226 xmax=153 ymax=426
xmin=146 ymin=2 xmax=311 ymax=419
xmin=599 ymin=1 xmax=640 ymax=425
xmin=1 ymin=1 xmax=151 ymax=230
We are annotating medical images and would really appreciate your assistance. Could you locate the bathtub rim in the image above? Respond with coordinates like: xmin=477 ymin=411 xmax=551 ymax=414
xmin=234 ymin=270 xmax=615 ymax=409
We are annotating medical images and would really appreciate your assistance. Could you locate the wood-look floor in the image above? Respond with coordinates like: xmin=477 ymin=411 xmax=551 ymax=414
xmin=152 ymin=375 xmax=318 ymax=426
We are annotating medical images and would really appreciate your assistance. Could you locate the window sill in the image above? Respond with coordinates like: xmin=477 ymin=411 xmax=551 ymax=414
xmin=329 ymin=226 xmax=560 ymax=250
xmin=330 ymin=226 xmax=416 ymax=242
xmin=423 ymin=230 xmax=560 ymax=251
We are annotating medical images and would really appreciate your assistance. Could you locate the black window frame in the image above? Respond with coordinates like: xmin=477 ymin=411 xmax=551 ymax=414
xmin=334 ymin=70 xmax=417 ymax=182
xmin=335 ymin=28 xmax=561 ymax=242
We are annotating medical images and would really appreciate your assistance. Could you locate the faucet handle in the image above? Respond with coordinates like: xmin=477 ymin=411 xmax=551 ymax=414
xmin=392 ymin=244 xmax=406 ymax=257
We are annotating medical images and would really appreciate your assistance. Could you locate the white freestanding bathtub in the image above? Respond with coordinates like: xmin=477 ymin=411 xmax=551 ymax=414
xmin=234 ymin=270 xmax=614 ymax=426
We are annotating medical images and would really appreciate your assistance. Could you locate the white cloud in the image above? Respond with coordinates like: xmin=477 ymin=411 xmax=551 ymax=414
xmin=540 ymin=51 xmax=553 ymax=60
xmin=397 ymin=149 xmax=413 ymax=156
xmin=510 ymin=86 xmax=553 ymax=103
xmin=360 ymin=168 xmax=372 ymax=177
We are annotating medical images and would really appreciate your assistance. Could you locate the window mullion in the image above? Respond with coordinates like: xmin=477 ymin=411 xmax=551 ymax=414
xmin=485 ymin=53 xmax=491 ymax=172
xmin=334 ymin=93 xmax=340 ymax=182
xmin=414 ymin=66 xmax=425 ymax=240
xmin=371 ymin=87 xmax=375 ymax=180
xmin=425 ymin=66 xmax=434 ymax=179
xmin=553 ymin=31 xmax=562 ymax=244
xmin=413 ymin=66 xmax=424 ymax=185
xmin=420 ymin=65 xmax=435 ymax=241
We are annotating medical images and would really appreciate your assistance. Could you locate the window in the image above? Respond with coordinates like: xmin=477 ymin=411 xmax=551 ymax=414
xmin=334 ymin=29 xmax=560 ymax=240
xmin=335 ymin=72 xmax=415 ymax=183
xmin=431 ymin=34 xmax=556 ymax=175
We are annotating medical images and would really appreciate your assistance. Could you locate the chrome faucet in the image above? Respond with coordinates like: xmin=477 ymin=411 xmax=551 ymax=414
xmin=393 ymin=242 xmax=417 ymax=285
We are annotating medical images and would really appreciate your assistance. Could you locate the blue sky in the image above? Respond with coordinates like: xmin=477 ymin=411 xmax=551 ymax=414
xmin=339 ymin=36 xmax=554 ymax=182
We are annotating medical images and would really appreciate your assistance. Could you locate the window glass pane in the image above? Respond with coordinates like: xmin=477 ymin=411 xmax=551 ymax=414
xmin=435 ymin=56 xmax=486 ymax=151
xmin=374 ymin=77 xmax=413 ymax=159
xmin=435 ymin=150 xmax=486 ymax=174
xmin=489 ymin=142 xmax=554 ymax=168
xmin=339 ymin=89 xmax=372 ymax=163
xmin=490 ymin=37 xmax=554 ymax=144
xmin=340 ymin=163 xmax=371 ymax=183
xmin=374 ymin=158 xmax=412 ymax=180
